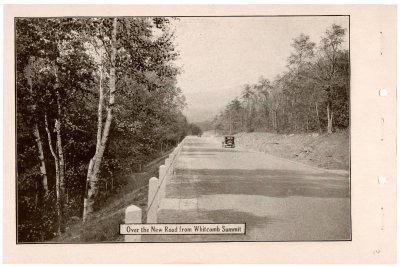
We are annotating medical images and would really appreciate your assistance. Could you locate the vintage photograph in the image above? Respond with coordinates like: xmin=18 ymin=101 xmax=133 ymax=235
xmin=16 ymin=15 xmax=350 ymax=243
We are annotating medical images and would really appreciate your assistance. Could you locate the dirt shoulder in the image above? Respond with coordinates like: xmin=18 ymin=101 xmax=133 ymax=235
xmin=233 ymin=130 xmax=349 ymax=171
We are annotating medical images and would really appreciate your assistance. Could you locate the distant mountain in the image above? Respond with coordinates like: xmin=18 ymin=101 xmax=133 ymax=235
xmin=183 ymin=85 xmax=244 ymax=123
xmin=194 ymin=120 xmax=214 ymax=132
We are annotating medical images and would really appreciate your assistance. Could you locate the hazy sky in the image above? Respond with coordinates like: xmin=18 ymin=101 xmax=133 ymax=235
xmin=172 ymin=16 xmax=349 ymax=122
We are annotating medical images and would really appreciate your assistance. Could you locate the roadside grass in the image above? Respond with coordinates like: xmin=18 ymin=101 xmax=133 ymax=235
xmin=51 ymin=150 xmax=172 ymax=243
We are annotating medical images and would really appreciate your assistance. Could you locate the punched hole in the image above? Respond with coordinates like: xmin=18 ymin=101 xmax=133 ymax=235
xmin=378 ymin=176 xmax=386 ymax=184
xmin=379 ymin=89 xmax=388 ymax=96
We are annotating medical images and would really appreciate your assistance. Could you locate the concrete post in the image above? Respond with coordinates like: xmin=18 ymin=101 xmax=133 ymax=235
xmin=165 ymin=157 xmax=170 ymax=168
xmin=159 ymin=165 xmax=167 ymax=200
xmin=146 ymin=177 xmax=159 ymax=223
xmin=169 ymin=154 xmax=174 ymax=168
xmin=170 ymin=154 xmax=174 ymax=168
xmin=125 ymin=205 xmax=141 ymax=242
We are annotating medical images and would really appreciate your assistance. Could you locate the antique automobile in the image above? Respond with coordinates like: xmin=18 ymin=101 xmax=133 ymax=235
xmin=222 ymin=136 xmax=235 ymax=148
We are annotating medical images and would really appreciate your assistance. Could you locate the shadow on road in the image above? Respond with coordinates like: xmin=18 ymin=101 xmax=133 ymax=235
xmin=144 ymin=209 xmax=279 ymax=242
xmin=169 ymin=168 xmax=350 ymax=199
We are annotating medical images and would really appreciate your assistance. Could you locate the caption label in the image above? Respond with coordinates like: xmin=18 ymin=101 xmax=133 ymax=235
xmin=120 ymin=223 xmax=246 ymax=235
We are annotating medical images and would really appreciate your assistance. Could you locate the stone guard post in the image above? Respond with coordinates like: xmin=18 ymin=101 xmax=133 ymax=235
xmin=125 ymin=205 xmax=141 ymax=242
xmin=146 ymin=177 xmax=159 ymax=223
xmin=159 ymin=165 xmax=167 ymax=201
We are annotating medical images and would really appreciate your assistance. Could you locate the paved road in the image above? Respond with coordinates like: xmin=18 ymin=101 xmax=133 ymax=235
xmin=146 ymin=135 xmax=350 ymax=242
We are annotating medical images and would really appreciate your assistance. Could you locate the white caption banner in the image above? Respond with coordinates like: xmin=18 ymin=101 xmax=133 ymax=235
xmin=120 ymin=223 xmax=246 ymax=235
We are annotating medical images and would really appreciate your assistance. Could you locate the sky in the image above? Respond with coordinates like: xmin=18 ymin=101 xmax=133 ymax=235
xmin=171 ymin=16 xmax=349 ymax=123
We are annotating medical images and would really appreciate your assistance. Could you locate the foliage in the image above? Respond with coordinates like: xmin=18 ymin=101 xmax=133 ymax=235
xmin=213 ymin=24 xmax=349 ymax=135
xmin=16 ymin=17 xmax=187 ymax=242
xmin=187 ymin=123 xmax=203 ymax=136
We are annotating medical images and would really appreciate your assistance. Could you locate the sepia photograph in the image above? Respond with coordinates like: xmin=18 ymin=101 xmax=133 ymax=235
xmin=3 ymin=3 xmax=397 ymax=263
xmin=15 ymin=14 xmax=352 ymax=243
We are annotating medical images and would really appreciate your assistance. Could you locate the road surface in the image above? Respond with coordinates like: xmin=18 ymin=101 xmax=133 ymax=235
xmin=145 ymin=135 xmax=351 ymax=242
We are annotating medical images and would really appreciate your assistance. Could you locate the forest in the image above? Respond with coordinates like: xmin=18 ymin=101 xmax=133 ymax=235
xmin=16 ymin=17 xmax=195 ymax=242
xmin=212 ymin=24 xmax=349 ymax=135
xmin=16 ymin=19 xmax=347 ymax=243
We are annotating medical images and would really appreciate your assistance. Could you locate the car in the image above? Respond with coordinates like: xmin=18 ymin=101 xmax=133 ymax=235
xmin=222 ymin=136 xmax=235 ymax=148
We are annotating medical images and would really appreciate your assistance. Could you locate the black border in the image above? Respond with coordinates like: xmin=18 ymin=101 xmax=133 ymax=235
xmin=15 ymin=14 xmax=351 ymax=244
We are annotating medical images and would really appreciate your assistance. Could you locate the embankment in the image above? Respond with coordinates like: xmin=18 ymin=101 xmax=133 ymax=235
xmin=234 ymin=131 xmax=349 ymax=171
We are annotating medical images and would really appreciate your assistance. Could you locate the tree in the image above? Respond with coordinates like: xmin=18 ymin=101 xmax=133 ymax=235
xmin=316 ymin=24 xmax=346 ymax=133
xmin=83 ymin=18 xmax=117 ymax=220
xmin=83 ymin=17 xmax=182 ymax=219
xmin=213 ymin=24 xmax=348 ymax=136
xmin=23 ymin=57 xmax=49 ymax=195
xmin=17 ymin=17 xmax=186 ymax=241
xmin=286 ymin=34 xmax=316 ymax=132
xmin=16 ymin=18 xmax=96 ymax=235
xmin=188 ymin=123 xmax=202 ymax=136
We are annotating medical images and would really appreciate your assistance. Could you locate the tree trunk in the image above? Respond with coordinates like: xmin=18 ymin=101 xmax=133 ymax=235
xmin=55 ymin=92 xmax=66 ymax=211
xmin=315 ymin=102 xmax=322 ymax=134
xmin=229 ymin=110 xmax=232 ymax=135
xmin=273 ymin=105 xmax=279 ymax=133
xmin=111 ymin=173 xmax=114 ymax=191
xmin=241 ymin=110 xmax=244 ymax=131
xmin=327 ymin=103 xmax=333 ymax=134
xmin=53 ymin=62 xmax=67 ymax=231
xmin=44 ymin=113 xmax=62 ymax=235
xmin=96 ymin=54 xmax=104 ymax=155
xmin=35 ymin=182 xmax=38 ymax=209
xmin=264 ymin=103 xmax=269 ymax=131
xmin=83 ymin=17 xmax=117 ymax=221
xmin=33 ymin=124 xmax=48 ymax=194
xmin=25 ymin=58 xmax=49 ymax=194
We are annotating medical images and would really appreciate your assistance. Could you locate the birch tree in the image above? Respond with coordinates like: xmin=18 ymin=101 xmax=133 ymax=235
xmin=17 ymin=18 xmax=96 ymax=235
xmin=83 ymin=17 xmax=180 ymax=219
xmin=23 ymin=57 xmax=49 ymax=195
xmin=83 ymin=17 xmax=117 ymax=220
